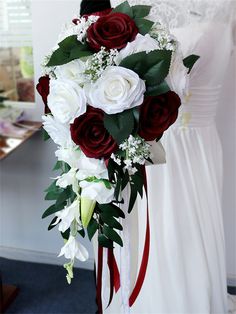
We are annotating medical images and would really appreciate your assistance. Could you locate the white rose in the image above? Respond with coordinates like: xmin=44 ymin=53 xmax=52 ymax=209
xmin=54 ymin=198 xmax=80 ymax=233
xmin=55 ymin=147 xmax=81 ymax=169
xmin=76 ymin=153 xmax=108 ymax=181
xmin=48 ymin=79 xmax=87 ymax=124
xmin=59 ymin=235 xmax=89 ymax=261
xmin=42 ymin=115 xmax=72 ymax=148
xmin=166 ymin=47 xmax=189 ymax=98
xmin=115 ymin=34 xmax=160 ymax=64
xmin=80 ymin=180 xmax=114 ymax=204
xmin=55 ymin=60 xmax=87 ymax=85
xmin=85 ymin=66 xmax=146 ymax=114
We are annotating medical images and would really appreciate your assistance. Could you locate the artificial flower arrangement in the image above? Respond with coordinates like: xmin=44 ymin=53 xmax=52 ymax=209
xmin=37 ymin=1 xmax=199 ymax=283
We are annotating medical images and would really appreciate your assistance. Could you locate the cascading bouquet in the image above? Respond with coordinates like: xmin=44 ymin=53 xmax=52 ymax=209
xmin=37 ymin=1 xmax=198 ymax=284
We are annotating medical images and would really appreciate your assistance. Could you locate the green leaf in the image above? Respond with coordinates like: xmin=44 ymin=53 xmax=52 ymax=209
xmin=78 ymin=229 xmax=86 ymax=238
xmin=42 ymin=202 xmax=65 ymax=219
xmin=98 ymin=234 xmax=113 ymax=248
xmin=112 ymin=1 xmax=133 ymax=17
xmin=103 ymin=226 xmax=123 ymax=247
xmin=135 ymin=18 xmax=154 ymax=35
xmin=120 ymin=50 xmax=172 ymax=92
xmin=53 ymin=161 xmax=63 ymax=171
xmin=128 ymin=183 xmax=138 ymax=213
xmin=101 ymin=214 xmax=123 ymax=231
xmin=46 ymin=36 xmax=92 ymax=67
xmin=87 ymin=218 xmax=99 ymax=240
xmin=144 ymin=50 xmax=172 ymax=85
xmin=99 ymin=203 xmax=125 ymax=219
xmin=104 ymin=109 xmax=135 ymax=145
xmin=146 ymin=80 xmax=170 ymax=96
xmin=61 ymin=228 xmax=70 ymax=241
xmin=44 ymin=180 xmax=58 ymax=193
xmin=43 ymin=129 xmax=50 ymax=141
xmin=58 ymin=35 xmax=78 ymax=51
xmin=46 ymin=49 xmax=70 ymax=67
xmin=55 ymin=187 xmax=74 ymax=207
xmin=132 ymin=5 xmax=151 ymax=18
xmin=48 ymin=216 xmax=58 ymax=231
xmin=121 ymin=170 xmax=130 ymax=191
xmin=131 ymin=170 xmax=144 ymax=198
xmin=183 ymin=54 xmax=200 ymax=73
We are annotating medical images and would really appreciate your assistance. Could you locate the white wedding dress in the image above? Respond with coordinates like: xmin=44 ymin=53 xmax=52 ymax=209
xmin=96 ymin=1 xmax=236 ymax=313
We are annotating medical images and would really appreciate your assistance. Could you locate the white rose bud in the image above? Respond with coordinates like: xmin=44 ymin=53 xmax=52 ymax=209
xmin=54 ymin=59 xmax=87 ymax=85
xmin=115 ymin=34 xmax=160 ymax=64
xmin=85 ymin=66 xmax=146 ymax=114
xmin=48 ymin=79 xmax=87 ymax=124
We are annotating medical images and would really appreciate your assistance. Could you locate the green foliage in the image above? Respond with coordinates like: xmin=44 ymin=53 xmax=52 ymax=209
xmin=112 ymin=1 xmax=153 ymax=35
xmin=120 ymin=50 xmax=172 ymax=96
xmin=183 ymin=54 xmax=200 ymax=73
xmin=87 ymin=218 xmax=99 ymax=240
xmin=43 ymin=129 xmax=50 ymax=141
xmin=104 ymin=109 xmax=135 ymax=145
xmin=134 ymin=18 xmax=154 ymax=35
xmin=46 ymin=35 xmax=93 ymax=67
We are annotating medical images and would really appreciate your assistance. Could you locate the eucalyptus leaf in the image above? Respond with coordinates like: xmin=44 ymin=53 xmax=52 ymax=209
xmin=128 ymin=183 xmax=138 ymax=213
xmin=42 ymin=202 xmax=66 ymax=219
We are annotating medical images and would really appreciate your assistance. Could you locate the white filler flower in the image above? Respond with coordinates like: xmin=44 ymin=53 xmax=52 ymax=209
xmin=85 ymin=66 xmax=146 ymax=114
xmin=48 ymin=79 xmax=87 ymax=124
xmin=115 ymin=34 xmax=160 ymax=64
xmin=59 ymin=235 xmax=89 ymax=261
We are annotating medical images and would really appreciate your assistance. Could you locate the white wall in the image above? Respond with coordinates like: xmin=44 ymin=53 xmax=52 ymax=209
xmin=0 ymin=0 xmax=235 ymax=281
xmin=0 ymin=0 xmax=94 ymax=270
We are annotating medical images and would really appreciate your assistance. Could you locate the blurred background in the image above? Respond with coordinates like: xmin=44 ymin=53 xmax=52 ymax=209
xmin=0 ymin=0 xmax=235 ymax=313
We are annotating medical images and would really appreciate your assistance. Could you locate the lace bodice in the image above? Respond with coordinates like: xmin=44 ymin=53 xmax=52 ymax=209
xmin=111 ymin=0 xmax=236 ymax=29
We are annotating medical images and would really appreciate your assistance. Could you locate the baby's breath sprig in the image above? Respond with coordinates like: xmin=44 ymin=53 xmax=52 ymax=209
xmin=84 ymin=47 xmax=118 ymax=82
xmin=111 ymin=135 xmax=151 ymax=175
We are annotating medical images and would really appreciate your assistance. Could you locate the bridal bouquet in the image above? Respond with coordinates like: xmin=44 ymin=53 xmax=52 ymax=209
xmin=37 ymin=1 xmax=198 ymax=283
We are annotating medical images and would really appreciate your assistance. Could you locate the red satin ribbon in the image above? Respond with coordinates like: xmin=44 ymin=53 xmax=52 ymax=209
xmin=96 ymin=166 xmax=150 ymax=312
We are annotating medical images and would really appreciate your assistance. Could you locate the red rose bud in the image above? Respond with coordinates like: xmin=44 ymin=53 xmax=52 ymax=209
xmin=138 ymin=91 xmax=181 ymax=141
xmin=87 ymin=12 xmax=138 ymax=52
xmin=36 ymin=75 xmax=50 ymax=114
xmin=70 ymin=106 xmax=118 ymax=159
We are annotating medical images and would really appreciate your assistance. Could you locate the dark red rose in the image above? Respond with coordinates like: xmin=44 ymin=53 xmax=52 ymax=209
xmin=138 ymin=91 xmax=181 ymax=141
xmin=87 ymin=12 xmax=138 ymax=52
xmin=70 ymin=106 xmax=118 ymax=159
xmin=36 ymin=76 xmax=50 ymax=114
